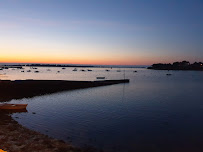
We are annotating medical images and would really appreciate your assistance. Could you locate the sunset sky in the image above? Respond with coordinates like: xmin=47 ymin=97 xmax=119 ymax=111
xmin=0 ymin=0 xmax=202 ymax=65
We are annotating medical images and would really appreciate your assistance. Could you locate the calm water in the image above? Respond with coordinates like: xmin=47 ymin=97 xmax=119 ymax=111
xmin=3 ymin=67 xmax=203 ymax=151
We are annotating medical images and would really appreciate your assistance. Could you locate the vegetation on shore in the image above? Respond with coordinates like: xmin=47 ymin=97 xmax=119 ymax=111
xmin=148 ymin=61 xmax=203 ymax=71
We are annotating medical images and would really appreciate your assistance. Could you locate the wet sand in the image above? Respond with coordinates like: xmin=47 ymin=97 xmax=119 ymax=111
xmin=0 ymin=79 xmax=129 ymax=152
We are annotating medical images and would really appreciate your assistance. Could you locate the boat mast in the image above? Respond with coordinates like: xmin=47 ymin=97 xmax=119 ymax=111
xmin=123 ymin=69 xmax=125 ymax=79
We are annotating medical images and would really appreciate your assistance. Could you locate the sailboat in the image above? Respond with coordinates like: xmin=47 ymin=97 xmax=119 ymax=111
xmin=73 ymin=68 xmax=77 ymax=71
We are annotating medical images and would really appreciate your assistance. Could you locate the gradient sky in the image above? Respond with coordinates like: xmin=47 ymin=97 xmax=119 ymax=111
xmin=0 ymin=0 xmax=202 ymax=65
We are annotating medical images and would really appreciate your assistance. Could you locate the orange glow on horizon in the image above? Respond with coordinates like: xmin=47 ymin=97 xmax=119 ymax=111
xmin=0 ymin=56 xmax=153 ymax=66
xmin=0 ymin=50 xmax=185 ymax=66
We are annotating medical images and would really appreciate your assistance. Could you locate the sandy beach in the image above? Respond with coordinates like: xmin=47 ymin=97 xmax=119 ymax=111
xmin=0 ymin=111 xmax=79 ymax=152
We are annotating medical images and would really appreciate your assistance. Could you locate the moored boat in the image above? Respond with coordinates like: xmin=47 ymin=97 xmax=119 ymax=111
xmin=73 ymin=68 xmax=77 ymax=71
xmin=96 ymin=77 xmax=105 ymax=79
xmin=0 ymin=104 xmax=28 ymax=110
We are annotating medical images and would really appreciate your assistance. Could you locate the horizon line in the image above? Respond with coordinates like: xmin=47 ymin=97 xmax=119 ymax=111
xmin=0 ymin=62 xmax=149 ymax=67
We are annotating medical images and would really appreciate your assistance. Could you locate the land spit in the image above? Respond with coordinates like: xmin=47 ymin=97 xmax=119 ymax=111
xmin=0 ymin=79 xmax=129 ymax=152
xmin=0 ymin=79 xmax=129 ymax=102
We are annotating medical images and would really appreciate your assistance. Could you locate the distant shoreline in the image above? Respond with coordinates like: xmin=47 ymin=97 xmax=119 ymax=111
xmin=0 ymin=63 xmax=148 ymax=69
xmin=148 ymin=61 xmax=203 ymax=71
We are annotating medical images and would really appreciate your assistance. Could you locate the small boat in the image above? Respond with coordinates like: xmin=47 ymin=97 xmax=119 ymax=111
xmin=0 ymin=104 xmax=28 ymax=110
xmin=27 ymin=70 xmax=31 ymax=72
xmin=105 ymin=69 xmax=110 ymax=72
xmin=96 ymin=77 xmax=105 ymax=79
xmin=73 ymin=68 xmax=77 ymax=71
xmin=80 ymin=69 xmax=85 ymax=72
xmin=34 ymin=71 xmax=39 ymax=73
xmin=21 ymin=71 xmax=24 ymax=72
xmin=87 ymin=69 xmax=92 ymax=71
xmin=62 ymin=67 xmax=66 ymax=69
xmin=166 ymin=74 xmax=172 ymax=76
xmin=133 ymin=70 xmax=137 ymax=72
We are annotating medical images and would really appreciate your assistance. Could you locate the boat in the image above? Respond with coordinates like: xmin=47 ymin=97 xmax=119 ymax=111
xmin=87 ymin=69 xmax=92 ymax=71
xmin=80 ymin=69 xmax=85 ymax=71
xmin=0 ymin=104 xmax=28 ymax=110
xmin=27 ymin=70 xmax=31 ymax=72
xmin=96 ymin=77 xmax=105 ymax=79
xmin=105 ymin=69 xmax=110 ymax=72
xmin=133 ymin=70 xmax=137 ymax=72
xmin=62 ymin=67 xmax=66 ymax=69
xmin=73 ymin=68 xmax=77 ymax=71
xmin=166 ymin=74 xmax=172 ymax=76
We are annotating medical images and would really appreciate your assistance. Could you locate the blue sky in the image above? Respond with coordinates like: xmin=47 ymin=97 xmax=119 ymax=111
xmin=0 ymin=0 xmax=202 ymax=65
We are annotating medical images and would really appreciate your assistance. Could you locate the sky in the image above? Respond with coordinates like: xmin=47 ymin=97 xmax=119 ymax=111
xmin=0 ymin=0 xmax=202 ymax=65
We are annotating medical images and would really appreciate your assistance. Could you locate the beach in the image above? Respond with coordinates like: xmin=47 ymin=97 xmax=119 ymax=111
xmin=0 ymin=111 xmax=82 ymax=152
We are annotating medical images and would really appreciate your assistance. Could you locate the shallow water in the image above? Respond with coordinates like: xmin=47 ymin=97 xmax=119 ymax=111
xmin=6 ymin=67 xmax=203 ymax=151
